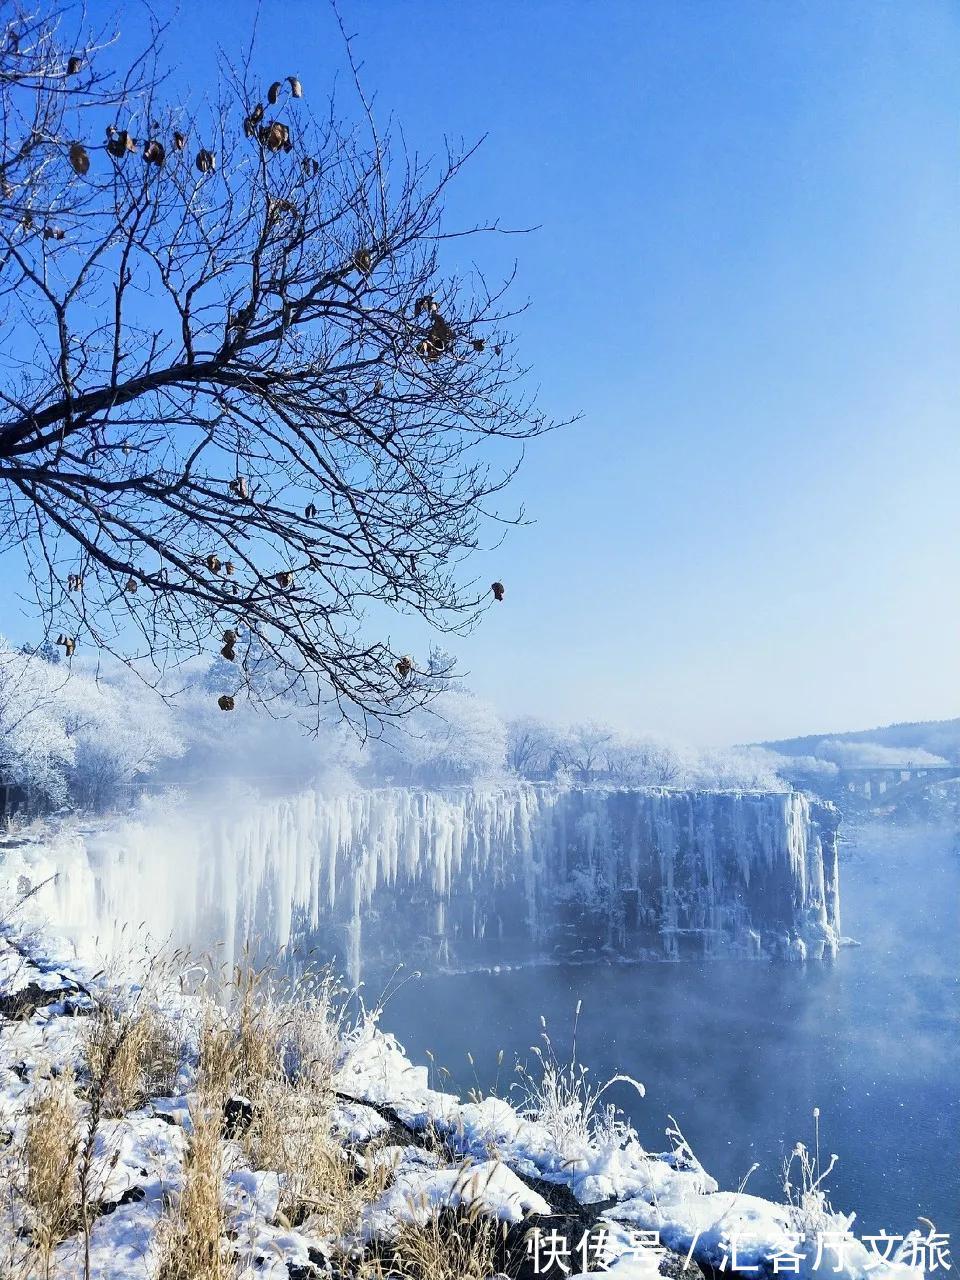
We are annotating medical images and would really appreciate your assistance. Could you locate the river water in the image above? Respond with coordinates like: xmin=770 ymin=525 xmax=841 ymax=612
xmin=380 ymin=822 xmax=959 ymax=1244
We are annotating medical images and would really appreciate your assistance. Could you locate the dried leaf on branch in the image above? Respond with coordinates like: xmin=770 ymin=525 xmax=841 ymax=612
xmin=0 ymin=11 xmax=560 ymax=732
xmin=105 ymin=126 xmax=136 ymax=158
xmin=68 ymin=142 xmax=89 ymax=175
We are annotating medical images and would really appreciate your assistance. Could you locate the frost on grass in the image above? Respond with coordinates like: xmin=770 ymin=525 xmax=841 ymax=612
xmin=0 ymin=926 xmax=934 ymax=1280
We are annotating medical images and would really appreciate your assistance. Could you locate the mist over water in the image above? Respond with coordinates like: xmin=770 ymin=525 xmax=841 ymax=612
xmin=22 ymin=792 xmax=957 ymax=1243
xmin=379 ymin=822 xmax=960 ymax=1241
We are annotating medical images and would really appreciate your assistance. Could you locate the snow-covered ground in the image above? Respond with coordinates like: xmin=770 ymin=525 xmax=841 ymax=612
xmin=0 ymin=904 xmax=932 ymax=1280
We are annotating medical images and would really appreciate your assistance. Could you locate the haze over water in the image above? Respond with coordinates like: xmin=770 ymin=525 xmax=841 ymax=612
xmin=381 ymin=822 xmax=960 ymax=1243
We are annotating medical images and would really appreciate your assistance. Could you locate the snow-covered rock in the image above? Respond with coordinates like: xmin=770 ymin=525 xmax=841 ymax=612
xmin=362 ymin=1154 xmax=552 ymax=1238
xmin=0 ymin=917 xmax=925 ymax=1280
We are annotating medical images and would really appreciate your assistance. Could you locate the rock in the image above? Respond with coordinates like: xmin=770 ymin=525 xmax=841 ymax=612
xmin=360 ymin=1117 xmax=417 ymax=1150
xmin=659 ymin=1250 xmax=707 ymax=1280
xmin=98 ymin=1185 xmax=146 ymax=1216
xmin=521 ymin=1173 xmax=614 ymax=1222
xmin=222 ymin=1095 xmax=255 ymax=1138
xmin=0 ymin=981 xmax=74 ymax=1020
xmin=287 ymin=1248 xmax=344 ymax=1278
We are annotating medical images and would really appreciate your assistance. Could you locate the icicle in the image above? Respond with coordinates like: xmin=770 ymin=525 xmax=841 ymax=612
xmin=32 ymin=783 xmax=840 ymax=969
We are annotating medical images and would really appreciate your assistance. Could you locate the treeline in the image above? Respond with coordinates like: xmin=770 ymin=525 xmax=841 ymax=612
xmin=0 ymin=638 xmax=786 ymax=813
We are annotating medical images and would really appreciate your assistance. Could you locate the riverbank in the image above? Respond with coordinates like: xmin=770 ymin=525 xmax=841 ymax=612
xmin=0 ymin=900 xmax=932 ymax=1280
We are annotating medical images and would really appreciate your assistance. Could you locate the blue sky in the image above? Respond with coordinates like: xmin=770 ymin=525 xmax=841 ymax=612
xmin=2 ymin=0 xmax=958 ymax=743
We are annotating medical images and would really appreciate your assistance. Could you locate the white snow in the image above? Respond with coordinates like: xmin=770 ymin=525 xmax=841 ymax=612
xmin=0 ymin=783 xmax=841 ymax=977
xmin=362 ymin=1155 xmax=552 ymax=1238
xmin=0 ymin=927 xmax=928 ymax=1280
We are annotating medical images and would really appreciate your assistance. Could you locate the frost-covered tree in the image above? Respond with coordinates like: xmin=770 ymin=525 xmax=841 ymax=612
xmin=687 ymin=747 xmax=785 ymax=791
xmin=58 ymin=666 xmax=184 ymax=807
xmin=19 ymin=640 xmax=61 ymax=665
xmin=0 ymin=639 xmax=184 ymax=809
xmin=377 ymin=688 xmax=507 ymax=785
xmin=554 ymin=721 xmax=615 ymax=782
xmin=506 ymin=715 xmax=564 ymax=779
xmin=0 ymin=642 xmax=73 ymax=804
xmin=605 ymin=734 xmax=686 ymax=786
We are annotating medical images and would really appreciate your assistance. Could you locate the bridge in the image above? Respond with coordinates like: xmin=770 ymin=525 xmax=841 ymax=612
xmin=791 ymin=762 xmax=960 ymax=806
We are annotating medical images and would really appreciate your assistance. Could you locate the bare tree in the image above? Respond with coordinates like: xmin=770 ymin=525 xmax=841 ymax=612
xmin=0 ymin=3 xmax=557 ymax=731
xmin=556 ymin=721 xmax=615 ymax=782
xmin=605 ymin=734 xmax=684 ymax=786
xmin=506 ymin=714 xmax=561 ymax=779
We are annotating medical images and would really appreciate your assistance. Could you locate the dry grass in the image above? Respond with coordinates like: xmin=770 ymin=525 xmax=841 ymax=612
xmin=365 ymin=1201 xmax=506 ymax=1280
xmin=220 ymin=963 xmax=391 ymax=1237
xmin=83 ymin=1001 xmax=181 ymax=1116
xmin=194 ymin=961 xmax=344 ymax=1100
xmin=512 ymin=1010 xmax=645 ymax=1159
xmin=158 ymin=959 xmax=362 ymax=1275
xmin=20 ymin=1069 xmax=82 ymax=1273
xmin=195 ymin=1012 xmax=241 ymax=1110
xmin=245 ymin=1077 xmax=395 ymax=1236
xmin=782 ymin=1108 xmax=840 ymax=1236
xmin=155 ymin=1103 xmax=230 ymax=1280
xmin=11 ymin=949 xmax=514 ymax=1280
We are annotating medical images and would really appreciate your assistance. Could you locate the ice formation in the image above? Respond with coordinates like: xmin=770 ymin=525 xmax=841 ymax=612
xmin=10 ymin=784 xmax=840 ymax=975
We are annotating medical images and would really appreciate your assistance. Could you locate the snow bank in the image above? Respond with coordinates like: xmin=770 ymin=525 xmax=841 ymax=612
xmin=0 ymin=929 xmax=928 ymax=1280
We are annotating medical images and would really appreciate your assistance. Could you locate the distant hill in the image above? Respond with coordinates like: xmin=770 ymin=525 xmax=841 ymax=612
xmin=759 ymin=718 xmax=960 ymax=765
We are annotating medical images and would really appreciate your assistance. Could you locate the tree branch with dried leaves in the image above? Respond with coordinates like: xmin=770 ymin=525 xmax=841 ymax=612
xmin=0 ymin=2 xmax=562 ymax=731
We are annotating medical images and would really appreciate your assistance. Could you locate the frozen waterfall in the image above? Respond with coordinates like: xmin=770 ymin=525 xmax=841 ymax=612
xmin=10 ymin=784 xmax=840 ymax=976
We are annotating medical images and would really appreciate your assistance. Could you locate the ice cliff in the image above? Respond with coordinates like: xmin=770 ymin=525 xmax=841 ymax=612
xmin=10 ymin=784 xmax=840 ymax=975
